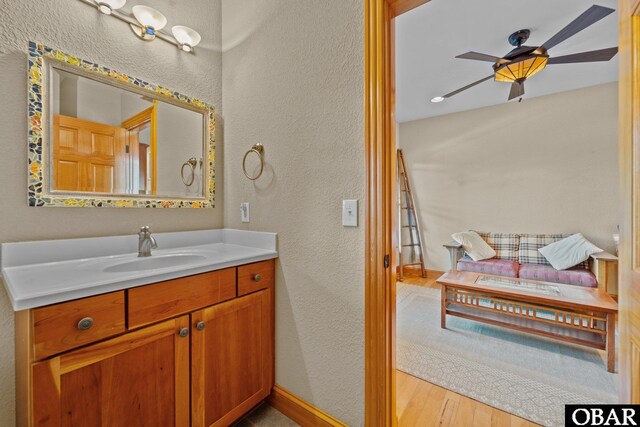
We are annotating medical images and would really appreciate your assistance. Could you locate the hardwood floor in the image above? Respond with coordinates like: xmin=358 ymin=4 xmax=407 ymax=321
xmin=397 ymin=371 xmax=539 ymax=427
xmin=397 ymin=269 xmax=540 ymax=427
xmin=399 ymin=268 xmax=443 ymax=289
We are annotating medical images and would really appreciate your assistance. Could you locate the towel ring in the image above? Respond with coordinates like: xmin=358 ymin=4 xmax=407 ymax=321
xmin=181 ymin=157 xmax=198 ymax=186
xmin=242 ymin=144 xmax=265 ymax=180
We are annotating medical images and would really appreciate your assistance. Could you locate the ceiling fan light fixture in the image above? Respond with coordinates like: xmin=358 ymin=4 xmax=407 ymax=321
xmin=494 ymin=55 xmax=548 ymax=83
xmin=430 ymin=96 xmax=445 ymax=103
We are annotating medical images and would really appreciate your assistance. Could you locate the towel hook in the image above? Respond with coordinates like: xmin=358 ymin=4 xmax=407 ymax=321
xmin=242 ymin=143 xmax=265 ymax=180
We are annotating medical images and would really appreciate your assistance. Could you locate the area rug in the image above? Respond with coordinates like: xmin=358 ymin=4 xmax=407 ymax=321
xmin=396 ymin=283 xmax=618 ymax=427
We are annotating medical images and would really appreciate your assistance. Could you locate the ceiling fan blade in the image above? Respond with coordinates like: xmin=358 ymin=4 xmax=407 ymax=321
xmin=455 ymin=51 xmax=501 ymax=62
xmin=541 ymin=5 xmax=615 ymax=51
xmin=443 ymin=75 xmax=494 ymax=99
xmin=508 ymin=81 xmax=525 ymax=101
xmin=548 ymin=47 xmax=618 ymax=64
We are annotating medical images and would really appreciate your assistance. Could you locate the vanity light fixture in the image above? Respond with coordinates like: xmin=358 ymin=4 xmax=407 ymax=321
xmin=131 ymin=5 xmax=167 ymax=41
xmin=171 ymin=26 xmax=202 ymax=52
xmin=78 ymin=0 xmax=202 ymax=52
xmin=95 ymin=0 xmax=126 ymax=15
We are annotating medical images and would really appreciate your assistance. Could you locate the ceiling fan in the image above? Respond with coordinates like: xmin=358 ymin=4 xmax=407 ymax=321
xmin=431 ymin=5 xmax=618 ymax=103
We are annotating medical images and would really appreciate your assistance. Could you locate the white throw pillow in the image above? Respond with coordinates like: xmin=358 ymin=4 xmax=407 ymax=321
xmin=538 ymin=233 xmax=602 ymax=270
xmin=451 ymin=231 xmax=496 ymax=262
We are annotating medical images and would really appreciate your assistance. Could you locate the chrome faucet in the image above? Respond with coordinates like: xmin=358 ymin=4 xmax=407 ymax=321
xmin=138 ymin=226 xmax=158 ymax=257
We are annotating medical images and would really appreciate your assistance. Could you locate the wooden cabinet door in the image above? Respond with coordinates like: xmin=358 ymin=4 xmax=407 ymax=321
xmin=191 ymin=288 xmax=274 ymax=427
xmin=32 ymin=316 xmax=190 ymax=427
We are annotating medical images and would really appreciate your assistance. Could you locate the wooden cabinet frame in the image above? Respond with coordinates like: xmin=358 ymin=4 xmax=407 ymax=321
xmin=15 ymin=261 xmax=276 ymax=427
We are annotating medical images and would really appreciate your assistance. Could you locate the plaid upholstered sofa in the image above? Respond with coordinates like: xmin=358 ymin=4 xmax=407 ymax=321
xmin=444 ymin=232 xmax=618 ymax=290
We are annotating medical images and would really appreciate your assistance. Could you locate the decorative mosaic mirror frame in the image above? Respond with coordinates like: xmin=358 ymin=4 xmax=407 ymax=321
xmin=28 ymin=41 xmax=216 ymax=208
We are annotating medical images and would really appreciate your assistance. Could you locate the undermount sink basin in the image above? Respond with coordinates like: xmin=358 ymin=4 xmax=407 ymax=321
xmin=103 ymin=254 xmax=207 ymax=273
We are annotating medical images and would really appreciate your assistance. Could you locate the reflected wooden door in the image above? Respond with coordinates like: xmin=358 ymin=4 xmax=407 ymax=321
xmin=618 ymin=0 xmax=640 ymax=404
xmin=88 ymin=162 xmax=115 ymax=193
xmin=32 ymin=316 xmax=190 ymax=427
xmin=191 ymin=290 xmax=273 ymax=427
xmin=85 ymin=126 xmax=117 ymax=193
xmin=53 ymin=115 xmax=125 ymax=193
xmin=52 ymin=116 xmax=83 ymax=191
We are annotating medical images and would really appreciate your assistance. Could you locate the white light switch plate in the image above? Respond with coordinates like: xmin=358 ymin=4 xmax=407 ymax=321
xmin=342 ymin=200 xmax=358 ymax=227
xmin=240 ymin=202 xmax=250 ymax=223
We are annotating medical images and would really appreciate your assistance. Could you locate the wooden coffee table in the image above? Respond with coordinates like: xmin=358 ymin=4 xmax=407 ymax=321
xmin=437 ymin=271 xmax=619 ymax=372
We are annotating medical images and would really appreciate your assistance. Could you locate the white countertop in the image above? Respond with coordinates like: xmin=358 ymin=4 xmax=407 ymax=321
xmin=0 ymin=229 xmax=277 ymax=311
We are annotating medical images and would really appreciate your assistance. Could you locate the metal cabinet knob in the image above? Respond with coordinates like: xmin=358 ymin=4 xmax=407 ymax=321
xmin=253 ymin=274 xmax=262 ymax=282
xmin=196 ymin=321 xmax=205 ymax=331
xmin=179 ymin=327 xmax=189 ymax=337
xmin=77 ymin=317 xmax=94 ymax=331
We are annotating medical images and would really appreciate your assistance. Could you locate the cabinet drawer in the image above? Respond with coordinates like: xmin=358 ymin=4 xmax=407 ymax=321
xmin=128 ymin=268 xmax=236 ymax=329
xmin=238 ymin=259 xmax=275 ymax=296
xmin=33 ymin=291 xmax=125 ymax=360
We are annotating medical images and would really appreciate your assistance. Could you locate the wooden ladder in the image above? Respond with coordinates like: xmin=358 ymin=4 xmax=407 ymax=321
xmin=397 ymin=149 xmax=426 ymax=280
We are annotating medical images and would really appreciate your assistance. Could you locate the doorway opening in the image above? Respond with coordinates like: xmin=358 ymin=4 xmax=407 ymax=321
xmin=121 ymin=102 xmax=157 ymax=195
xmin=364 ymin=0 xmax=639 ymax=425
xmin=394 ymin=2 xmax=619 ymax=425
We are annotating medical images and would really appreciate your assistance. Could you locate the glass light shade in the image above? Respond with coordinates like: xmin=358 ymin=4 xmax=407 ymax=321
xmin=95 ymin=0 xmax=126 ymax=15
xmin=494 ymin=55 xmax=548 ymax=83
xmin=132 ymin=5 xmax=167 ymax=30
xmin=172 ymin=26 xmax=202 ymax=51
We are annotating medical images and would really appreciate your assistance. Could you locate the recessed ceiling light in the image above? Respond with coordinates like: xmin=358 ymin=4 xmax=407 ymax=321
xmin=430 ymin=96 xmax=445 ymax=103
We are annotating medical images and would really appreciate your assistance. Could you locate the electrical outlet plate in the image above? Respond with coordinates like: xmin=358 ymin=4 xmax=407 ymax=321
xmin=342 ymin=200 xmax=358 ymax=227
xmin=241 ymin=202 xmax=250 ymax=223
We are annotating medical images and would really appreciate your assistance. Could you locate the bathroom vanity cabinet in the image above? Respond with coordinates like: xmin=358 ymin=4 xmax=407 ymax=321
xmin=15 ymin=259 xmax=275 ymax=427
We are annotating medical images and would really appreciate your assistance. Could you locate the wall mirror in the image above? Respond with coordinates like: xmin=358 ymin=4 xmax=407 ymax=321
xmin=28 ymin=42 xmax=215 ymax=208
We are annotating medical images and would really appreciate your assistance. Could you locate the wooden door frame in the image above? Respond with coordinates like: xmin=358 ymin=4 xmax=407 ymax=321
xmin=367 ymin=0 xmax=640 ymax=419
xmin=618 ymin=0 xmax=640 ymax=404
xmin=364 ymin=1 xmax=430 ymax=425
xmin=121 ymin=102 xmax=158 ymax=194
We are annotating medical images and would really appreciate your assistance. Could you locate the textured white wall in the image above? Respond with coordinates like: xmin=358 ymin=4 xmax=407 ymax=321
xmin=0 ymin=0 xmax=222 ymax=423
xmin=156 ymin=102 xmax=204 ymax=196
xmin=399 ymin=82 xmax=620 ymax=272
xmin=222 ymin=1 xmax=365 ymax=425
xmin=75 ymin=78 xmax=123 ymax=126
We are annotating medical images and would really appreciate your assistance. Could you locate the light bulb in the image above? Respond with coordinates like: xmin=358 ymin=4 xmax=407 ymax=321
xmin=172 ymin=26 xmax=202 ymax=52
xmin=95 ymin=0 xmax=126 ymax=15
xmin=132 ymin=5 xmax=167 ymax=40
xmin=431 ymin=96 xmax=445 ymax=103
